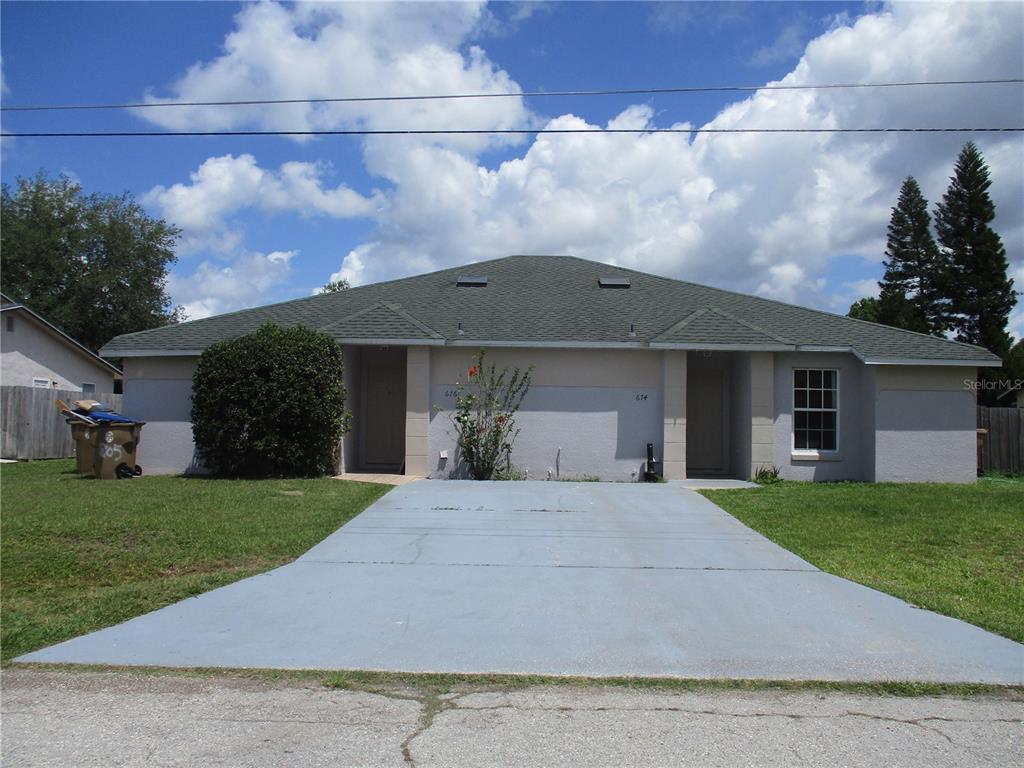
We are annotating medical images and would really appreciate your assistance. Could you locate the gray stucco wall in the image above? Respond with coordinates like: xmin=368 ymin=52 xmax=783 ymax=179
xmin=772 ymin=351 xmax=865 ymax=481
xmin=428 ymin=347 xmax=665 ymax=481
xmin=873 ymin=366 xmax=976 ymax=483
xmin=122 ymin=357 xmax=201 ymax=475
xmin=1 ymin=312 xmax=116 ymax=393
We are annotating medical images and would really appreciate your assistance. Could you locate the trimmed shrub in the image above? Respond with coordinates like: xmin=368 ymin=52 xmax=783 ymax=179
xmin=191 ymin=323 xmax=350 ymax=477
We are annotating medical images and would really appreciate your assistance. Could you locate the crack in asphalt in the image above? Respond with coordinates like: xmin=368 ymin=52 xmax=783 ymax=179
xmin=349 ymin=687 xmax=1024 ymax=764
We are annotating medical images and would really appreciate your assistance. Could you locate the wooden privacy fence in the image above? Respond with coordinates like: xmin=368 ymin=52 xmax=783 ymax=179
xmin=977 ymin=406 xmax=1023 ymax=476
xmin=1 ymin=386 xmax=124 ymax=460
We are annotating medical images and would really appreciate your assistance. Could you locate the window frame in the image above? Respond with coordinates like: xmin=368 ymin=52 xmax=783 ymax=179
xmin=81 ymin=383 xmax=96 ymax=395
xmin=791 ymin=368 xmax=840 ymax=455
xmin=32 ymin=377 xmax=51 ymax=389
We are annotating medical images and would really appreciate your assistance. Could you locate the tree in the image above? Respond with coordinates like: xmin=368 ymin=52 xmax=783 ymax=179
xmin=322 ymin=278 xmax=350 ymax=293
xmin=0 ymin=172 xmax=182 ymax=351
xmin=847 ymin=297 xmax=880 ymax=323
xmin=876 ymin=177 xmax=944 ymax=334
xmin=934 ymin=143 xmax=1016 ymax=358
xmin=191 ymin=323 xmax=350 ymax=477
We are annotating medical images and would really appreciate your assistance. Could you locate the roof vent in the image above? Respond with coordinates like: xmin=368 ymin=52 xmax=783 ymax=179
xmin=598 ymin=277 xmax=630 ymax=288
xmin=457 ymin=275 xmax=488 ymax=287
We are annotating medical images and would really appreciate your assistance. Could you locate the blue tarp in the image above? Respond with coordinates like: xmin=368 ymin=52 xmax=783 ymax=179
xmin=72 ymin=409 xmax=141 ymax=424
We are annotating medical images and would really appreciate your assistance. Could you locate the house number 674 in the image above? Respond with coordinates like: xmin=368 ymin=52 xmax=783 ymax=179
xmin=635 ymin=393 xmax=648 ymax=401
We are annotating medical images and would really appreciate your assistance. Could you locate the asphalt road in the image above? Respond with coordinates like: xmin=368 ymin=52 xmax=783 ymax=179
xmin=19 ymin=481 xmax=1024 ymax=683
xmin=3 ymin=670 xmax=1022 ymax=767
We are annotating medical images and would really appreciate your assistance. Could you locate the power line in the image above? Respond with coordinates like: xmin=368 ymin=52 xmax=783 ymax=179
xmin=2 ymin=127 xmax=1022 ymax=138
xmin=2 ymin=78 xmax=1021 ymax=112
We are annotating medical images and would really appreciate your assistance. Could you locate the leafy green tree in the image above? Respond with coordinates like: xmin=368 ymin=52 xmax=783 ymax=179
xmin=191 ymin=323 xmax=350 ymax=477
xmin=877 ymin=177 xmax=943 ymax=334
xmin=934 ymin=143 xmax=1016 ymax=358
xmin=847 ymin=297 xmax=880 ymax=323
xmin=322 ymin=278 xmax=350 ymax=293
xmin=0 ymin=172 xmax=182 ymax=351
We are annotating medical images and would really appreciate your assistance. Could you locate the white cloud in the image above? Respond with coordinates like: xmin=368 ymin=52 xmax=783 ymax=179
xmin=328 ymin=245 xmax=370 ymax=288
xmin=144 ymin=154 xmax=380 ymax=254
xmin=749 ymin=21 xmax=807 ymax=67
xmin=168 ymin=249 xmax=296 ymax=320
xmin=336 ymin=2 xmax=1022 ymax=307
xmin=136 ymin=1 xmax=530 ymax=156
xmin=146 ymin=2 xmax=1022 ymax=326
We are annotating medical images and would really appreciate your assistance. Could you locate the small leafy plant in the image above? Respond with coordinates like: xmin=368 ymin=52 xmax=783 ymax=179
xmin=753 ymin=464 xmax=782 ymax=485
xmin=449 ymin=350 xmax=532 ymax=480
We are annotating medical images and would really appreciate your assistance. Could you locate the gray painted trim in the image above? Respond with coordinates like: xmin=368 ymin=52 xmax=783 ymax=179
xmin=446 ymin=339 xmax=649 ymax=349
xmin=861 ymin=357 xmax=991 ymax=367
xmin=796 ymin=345 xmax=856 ymax=354
xmin=650 ymin=342 xmax=794 ymax=351
xmin=106 ymin=341 xmax=995 ymax=365
xmin=100 ymin=348 xmax=205 ymax=358
xmin=331 ymin=337 xmax=445 ymax=346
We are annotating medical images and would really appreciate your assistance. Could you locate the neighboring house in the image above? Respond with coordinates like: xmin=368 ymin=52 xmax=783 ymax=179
xmin=99 ymin=255 xmax=999 ymax=481
xmin=1 ymin=294 xmax=121 ymax=394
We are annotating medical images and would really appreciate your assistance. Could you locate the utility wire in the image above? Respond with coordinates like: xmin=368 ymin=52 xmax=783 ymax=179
xmin=2 ymin=127 xmax=1022 ymax=138
xmin=2 ymin=78 xmax=1021 ymax=112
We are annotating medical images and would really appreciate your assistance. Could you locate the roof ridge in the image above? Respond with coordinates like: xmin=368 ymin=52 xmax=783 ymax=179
xmin=705 ymin=306 xmax=795 ymax=345
xmin=323 ymin=301 xmax=442 ymax=339
xmin=321 ymin=300 xmax=443 ymax=340
xmin=381 ymin=303 xmax=443 ymax=339
xmin=650 ymin=309 xmax=705 ymax=341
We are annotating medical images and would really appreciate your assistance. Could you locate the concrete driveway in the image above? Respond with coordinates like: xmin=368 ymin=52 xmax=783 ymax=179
xmin=18 ymin=482 xmax=1024 ymax=683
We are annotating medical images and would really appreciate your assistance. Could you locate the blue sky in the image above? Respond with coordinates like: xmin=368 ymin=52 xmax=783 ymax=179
xmin=2 ymin=2 xmax=1022 ymax=334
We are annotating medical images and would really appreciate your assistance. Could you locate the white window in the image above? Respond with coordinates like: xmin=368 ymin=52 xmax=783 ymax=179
xmin=793 ymin=369 xmax=838 ymax=452
xmin=32 ymin=378 xmax=50 ymax=388
xmin=81 ymin=383 xmax=96 ymax=395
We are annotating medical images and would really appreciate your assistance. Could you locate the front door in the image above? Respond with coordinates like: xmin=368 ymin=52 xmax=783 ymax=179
xmin=361 ymin=348 xmax=407 ymax=469
xmin=686 ymin=368 xmax=727 ymax=475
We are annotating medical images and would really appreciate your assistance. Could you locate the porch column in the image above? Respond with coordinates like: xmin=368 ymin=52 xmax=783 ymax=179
xmin=404 ymin=346 xmax=430 ymax=476
xmin=662 ymin=350 xmax=687 ymax=479
xmin=750 ymin=352 xmax=774 ymax=478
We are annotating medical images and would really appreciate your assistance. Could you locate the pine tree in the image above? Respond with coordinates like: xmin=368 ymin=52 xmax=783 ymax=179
xmin=934 ymin=143 xmax=1016 ymax=358
xmin=876 ymin=177 xmax=942 ymax=334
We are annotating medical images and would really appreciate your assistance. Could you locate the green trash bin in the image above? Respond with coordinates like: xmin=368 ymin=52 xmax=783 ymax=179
xmin=91 ymin=422 xmax=145 ymax=480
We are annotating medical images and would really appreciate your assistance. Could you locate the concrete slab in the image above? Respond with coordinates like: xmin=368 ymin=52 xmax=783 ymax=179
xmin=18 ymin=481 xmax=1024 ymax=683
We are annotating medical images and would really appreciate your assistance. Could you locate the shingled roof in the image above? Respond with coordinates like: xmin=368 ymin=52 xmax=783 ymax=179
xmin=100 ymin=255 xmax=999 ymax=365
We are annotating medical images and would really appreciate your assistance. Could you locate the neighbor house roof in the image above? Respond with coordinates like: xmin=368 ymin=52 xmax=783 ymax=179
xmin=98 ymin=255 xmax=1000 ymax=366
xmin=1 ymin=293 xmax=123 ymax=376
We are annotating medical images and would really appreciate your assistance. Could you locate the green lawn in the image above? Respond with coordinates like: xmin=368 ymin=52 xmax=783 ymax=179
xmin=1 ymin=460 xmax=390 ymax=661
xmin=702 ymin=478 xmax=1024 ymax=643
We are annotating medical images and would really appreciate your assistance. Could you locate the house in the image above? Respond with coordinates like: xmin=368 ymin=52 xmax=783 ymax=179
xmin=1 ymin=294 xmax=121 ymax=394
xmin=99 ymin=255 xmax=999 ymax=481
